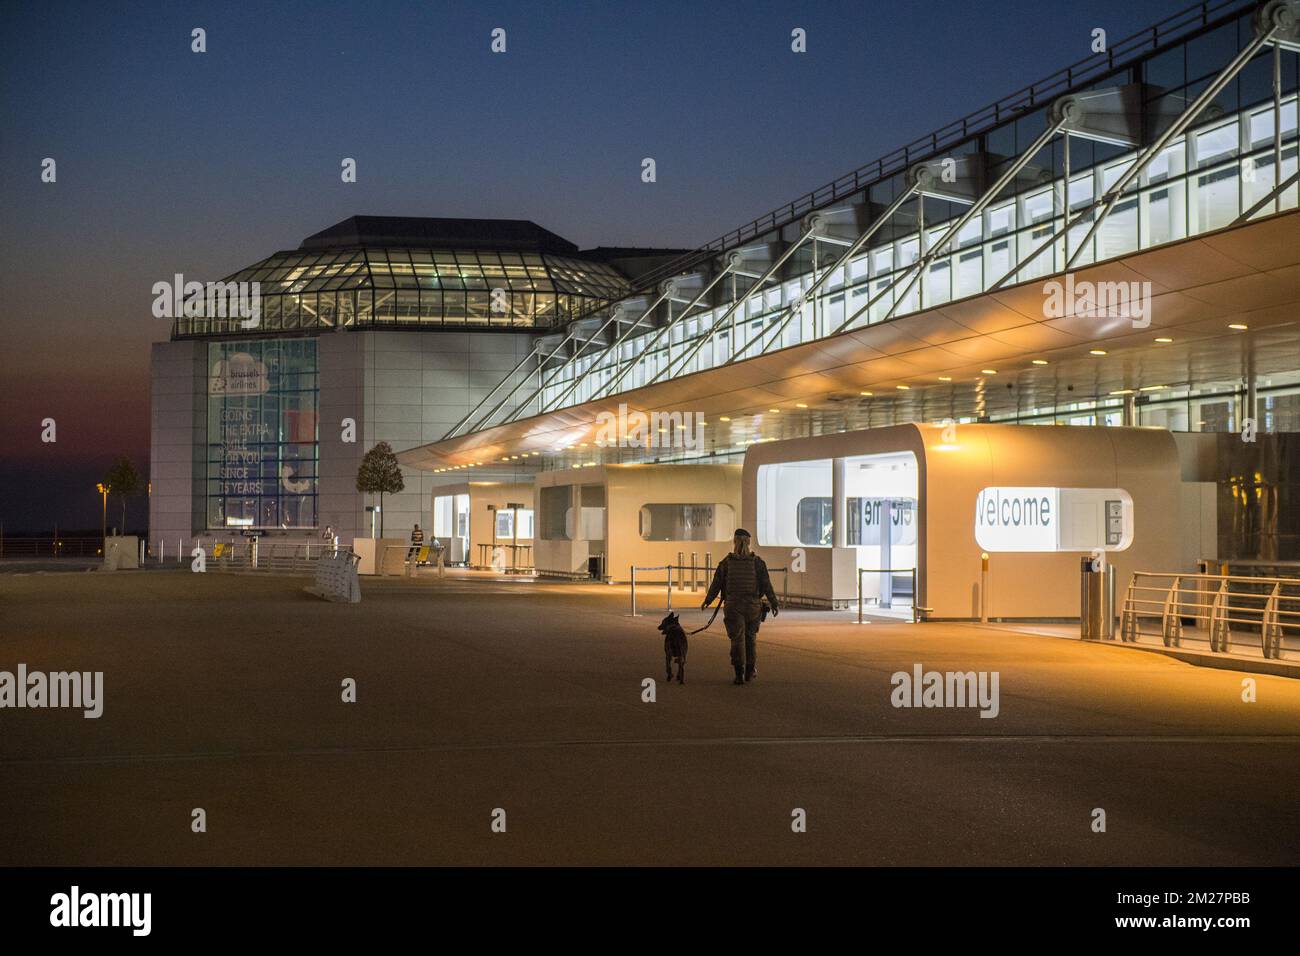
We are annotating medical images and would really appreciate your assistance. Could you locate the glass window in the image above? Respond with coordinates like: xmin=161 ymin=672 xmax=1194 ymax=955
xmin=206 ymin=339 xmax=318 ymax=530
xmin=757 ymin=459 xmax=831 ymax=547
xmin=637 ymin=504 xmax=735 ymax=541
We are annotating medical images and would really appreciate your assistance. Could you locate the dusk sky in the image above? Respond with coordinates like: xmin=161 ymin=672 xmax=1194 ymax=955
xmin=0 ymin=0 xmax=1190 ymax=533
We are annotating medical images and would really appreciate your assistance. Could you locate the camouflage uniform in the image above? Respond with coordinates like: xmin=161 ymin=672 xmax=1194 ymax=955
xmin=705 ymin=553 xmax=779 ymax=683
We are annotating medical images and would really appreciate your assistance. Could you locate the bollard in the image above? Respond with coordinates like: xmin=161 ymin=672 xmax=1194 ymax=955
xmin=139 ymin=540 xmax=145 ymax=566
xmin=630 ymin=565 xmax=637 ymax=617
xmin=158 ymin=539 xmax=164 ymax=563
xmin=690 ymin=552 xmax=697 ymax=592
xmin=667 ymin=563 xmax=673 ymax=612
xmin=980 ymin=552 xmax=989 ymax=623
xmin=178 ymin=538 xmax=183 ymax=564
xmin=858 ymin=567 xmax=864 ymax=625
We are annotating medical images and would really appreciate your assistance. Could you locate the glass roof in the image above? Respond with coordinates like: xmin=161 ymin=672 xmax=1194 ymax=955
xmin=226 ymin=248 xmax=629 ymax=299
xmin=173 ymin=246 xmax=633 ymax=337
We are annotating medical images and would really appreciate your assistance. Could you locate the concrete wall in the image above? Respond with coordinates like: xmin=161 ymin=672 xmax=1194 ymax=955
xmin=535 ymin=463 xmax=742 ymax=581
xmin=351 ymin=330 xmax=535 ymax=545
xmin=147 ymin=340 xmax=205 ymax=552
xmin=148 ymin=329 xmax=537 ymax=548
xmin=432 ymin=480 xmax=534 ymax=567
xmin=742 ymin=423 xmax=1183 ymax=618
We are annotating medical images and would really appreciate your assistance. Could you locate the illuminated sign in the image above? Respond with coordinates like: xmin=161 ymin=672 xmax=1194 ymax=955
xmin=975 ymin=487 xmax=1132 ymax=552
xmin=209 ymin=353 xmax=269 ymax=395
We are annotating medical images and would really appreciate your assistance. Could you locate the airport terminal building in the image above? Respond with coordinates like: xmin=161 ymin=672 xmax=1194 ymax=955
xmin=151 ymin=0 xmax=1300 ymax=611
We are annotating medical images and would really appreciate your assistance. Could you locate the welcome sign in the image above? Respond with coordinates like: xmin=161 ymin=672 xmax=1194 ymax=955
xmin=974 ymin=487 xmax=1132 ymax=553
xmin=974 ymin=487 xmax=1059 ymax=552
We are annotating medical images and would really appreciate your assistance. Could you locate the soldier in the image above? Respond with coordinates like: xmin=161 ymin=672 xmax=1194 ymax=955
xmin=703 ymin=528 xmax=780 ymax=685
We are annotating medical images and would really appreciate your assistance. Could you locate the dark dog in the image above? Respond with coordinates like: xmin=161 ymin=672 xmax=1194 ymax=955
xmin=659 ymin=611 xmax=688 ymax=684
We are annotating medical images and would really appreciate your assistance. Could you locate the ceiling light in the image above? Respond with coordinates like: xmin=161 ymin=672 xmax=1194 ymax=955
xmin=980 ymin=369 xmax=997 ymax=375
xmin=1139 ymin=384 xmax=1167 ymax=392
xmin=769 ymin=408 xmax=779 ymax=413
xmin=938 ymin=376 xmax=952 ymax=382
xmin=859 ymin=391 xmax=873 ymax=396
xmin=1109 ymin=389 xmax=1134 ymax=395
xmin=720 ymin=416 xmax=731 ymax=422
xmin=896 ymin=385 xmax=910 ymax=390
xmin=1031 ymin=359 xmax=1048 ymax=366
xmin=796 ymin=403 xmax=808 ymax=408
xmin=1090 ymin=349 xmax=1107 ymax=356
xmin=1155 ymin=337 xmax=1173 ymax=343
xmin=1228 ymin=323 xmax=1248 ymax=330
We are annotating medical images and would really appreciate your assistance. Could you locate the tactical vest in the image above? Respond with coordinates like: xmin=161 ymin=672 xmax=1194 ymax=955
xmin=724 ymin=554 xmax=759 ymax=601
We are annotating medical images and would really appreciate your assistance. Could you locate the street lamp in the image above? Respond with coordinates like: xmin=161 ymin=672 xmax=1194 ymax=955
xmin=96 ymin=482 xmax=110 ymax=547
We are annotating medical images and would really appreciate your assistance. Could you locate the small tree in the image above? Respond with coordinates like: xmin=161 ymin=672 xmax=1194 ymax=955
xmin=356 ymin=441 xmax=404 ymax=537
xmin=103 ymin=457 xmax=143 ymax=534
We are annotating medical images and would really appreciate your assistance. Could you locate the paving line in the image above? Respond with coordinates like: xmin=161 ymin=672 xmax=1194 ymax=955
xmin=5 ymin=733 xmax=1300 ymax=769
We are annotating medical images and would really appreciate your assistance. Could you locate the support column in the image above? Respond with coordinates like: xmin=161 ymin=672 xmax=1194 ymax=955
xmin=1245 ymin=349 xmax=1258 ymax=432
xmin=832 ymin=457 xmax=847 ymax=549
xmin=1122 ymin=394 xmax=1137 ymax=427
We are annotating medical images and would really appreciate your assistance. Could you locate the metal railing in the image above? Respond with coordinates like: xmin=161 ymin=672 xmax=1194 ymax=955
xmin=0 ymin=536 xmax=108 ymax=559
xmin=629 ymin=558 xmax=789 ymax=617
xmin=192 ymin=538 xmax=346 ymax=575
xmin=573 ymin=0 xmax=1251 ymax=313
xmin=1120 ymin=571 xmax=1300 ymax=659
xmin=856 ymin=567 xmax=923 ymax=624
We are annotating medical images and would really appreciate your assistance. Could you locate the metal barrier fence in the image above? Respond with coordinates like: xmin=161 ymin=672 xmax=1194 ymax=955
xmin=856 ymin=567 xmax=923 ymax=624
xmin=192 ymin=538 xmax=345 ymax=575
xmin=1120 ymin=571 xmax=1300 ymax=660
xmin=629 ymin=559 xmax=788 ymax=617
xmin=0 ymin=536 xmax=106 ymax=558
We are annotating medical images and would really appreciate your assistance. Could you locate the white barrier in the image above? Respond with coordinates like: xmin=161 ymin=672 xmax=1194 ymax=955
xmin=304 ymin=551 xmax=362 ymax=604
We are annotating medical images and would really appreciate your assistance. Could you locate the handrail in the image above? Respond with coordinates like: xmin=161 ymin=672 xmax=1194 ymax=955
xmin=580 ymin=0 xmax=1251 ymax=308
xmin=1121 ymin=570 xmax=1300 ymax=659
xmin=857 ymin=566 xmax=920 ymax=624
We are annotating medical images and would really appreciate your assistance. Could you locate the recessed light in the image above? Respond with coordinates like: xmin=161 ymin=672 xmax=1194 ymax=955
xmin=1229 ymin=323 xmax=1248 ymax=330
xmin=1090 ymin=349 xmax=1107 ymax=356
xmin=896 ymin=385 xmax=910 ymax=390
xmin=1155 ymin=337 xmax=1173 ymax=343
xmin=720 ymin=416 xmax=731 ymax=422
xmin=859 ymin=391 xmax=873 ymax=396
xmin=938 ymin=376 xmax=952 ymax=382
xmin=981 ymin=369 xmax=997 ymax=375
xmin=769 ymin=408 xmax=780 ymax=413
xmin=796 ymin=403 xmax=808 ymax=408
xmin=1032 ymin=359 xmax=1049 ymax=365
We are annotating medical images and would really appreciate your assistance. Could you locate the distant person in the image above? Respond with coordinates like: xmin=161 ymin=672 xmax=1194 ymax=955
xmin=409 ymin=524 xmax=424 ymax=563
xmin=321 ymin=525 xmax=336 ymax=553
xmin=703 ymin=528 xmax=779 ymax=685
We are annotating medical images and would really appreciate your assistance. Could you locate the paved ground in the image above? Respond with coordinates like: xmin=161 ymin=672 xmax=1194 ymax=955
xmin=1 ymin=569 xmax=1298 ymax=866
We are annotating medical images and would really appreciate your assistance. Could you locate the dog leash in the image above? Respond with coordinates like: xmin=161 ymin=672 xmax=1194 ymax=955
xmin=689 ymin=603 xmax=723 ymax=635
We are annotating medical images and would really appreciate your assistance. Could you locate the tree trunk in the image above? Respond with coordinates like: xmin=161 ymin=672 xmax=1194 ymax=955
xmin=379 ymin=492 xmax=385 ymax=537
